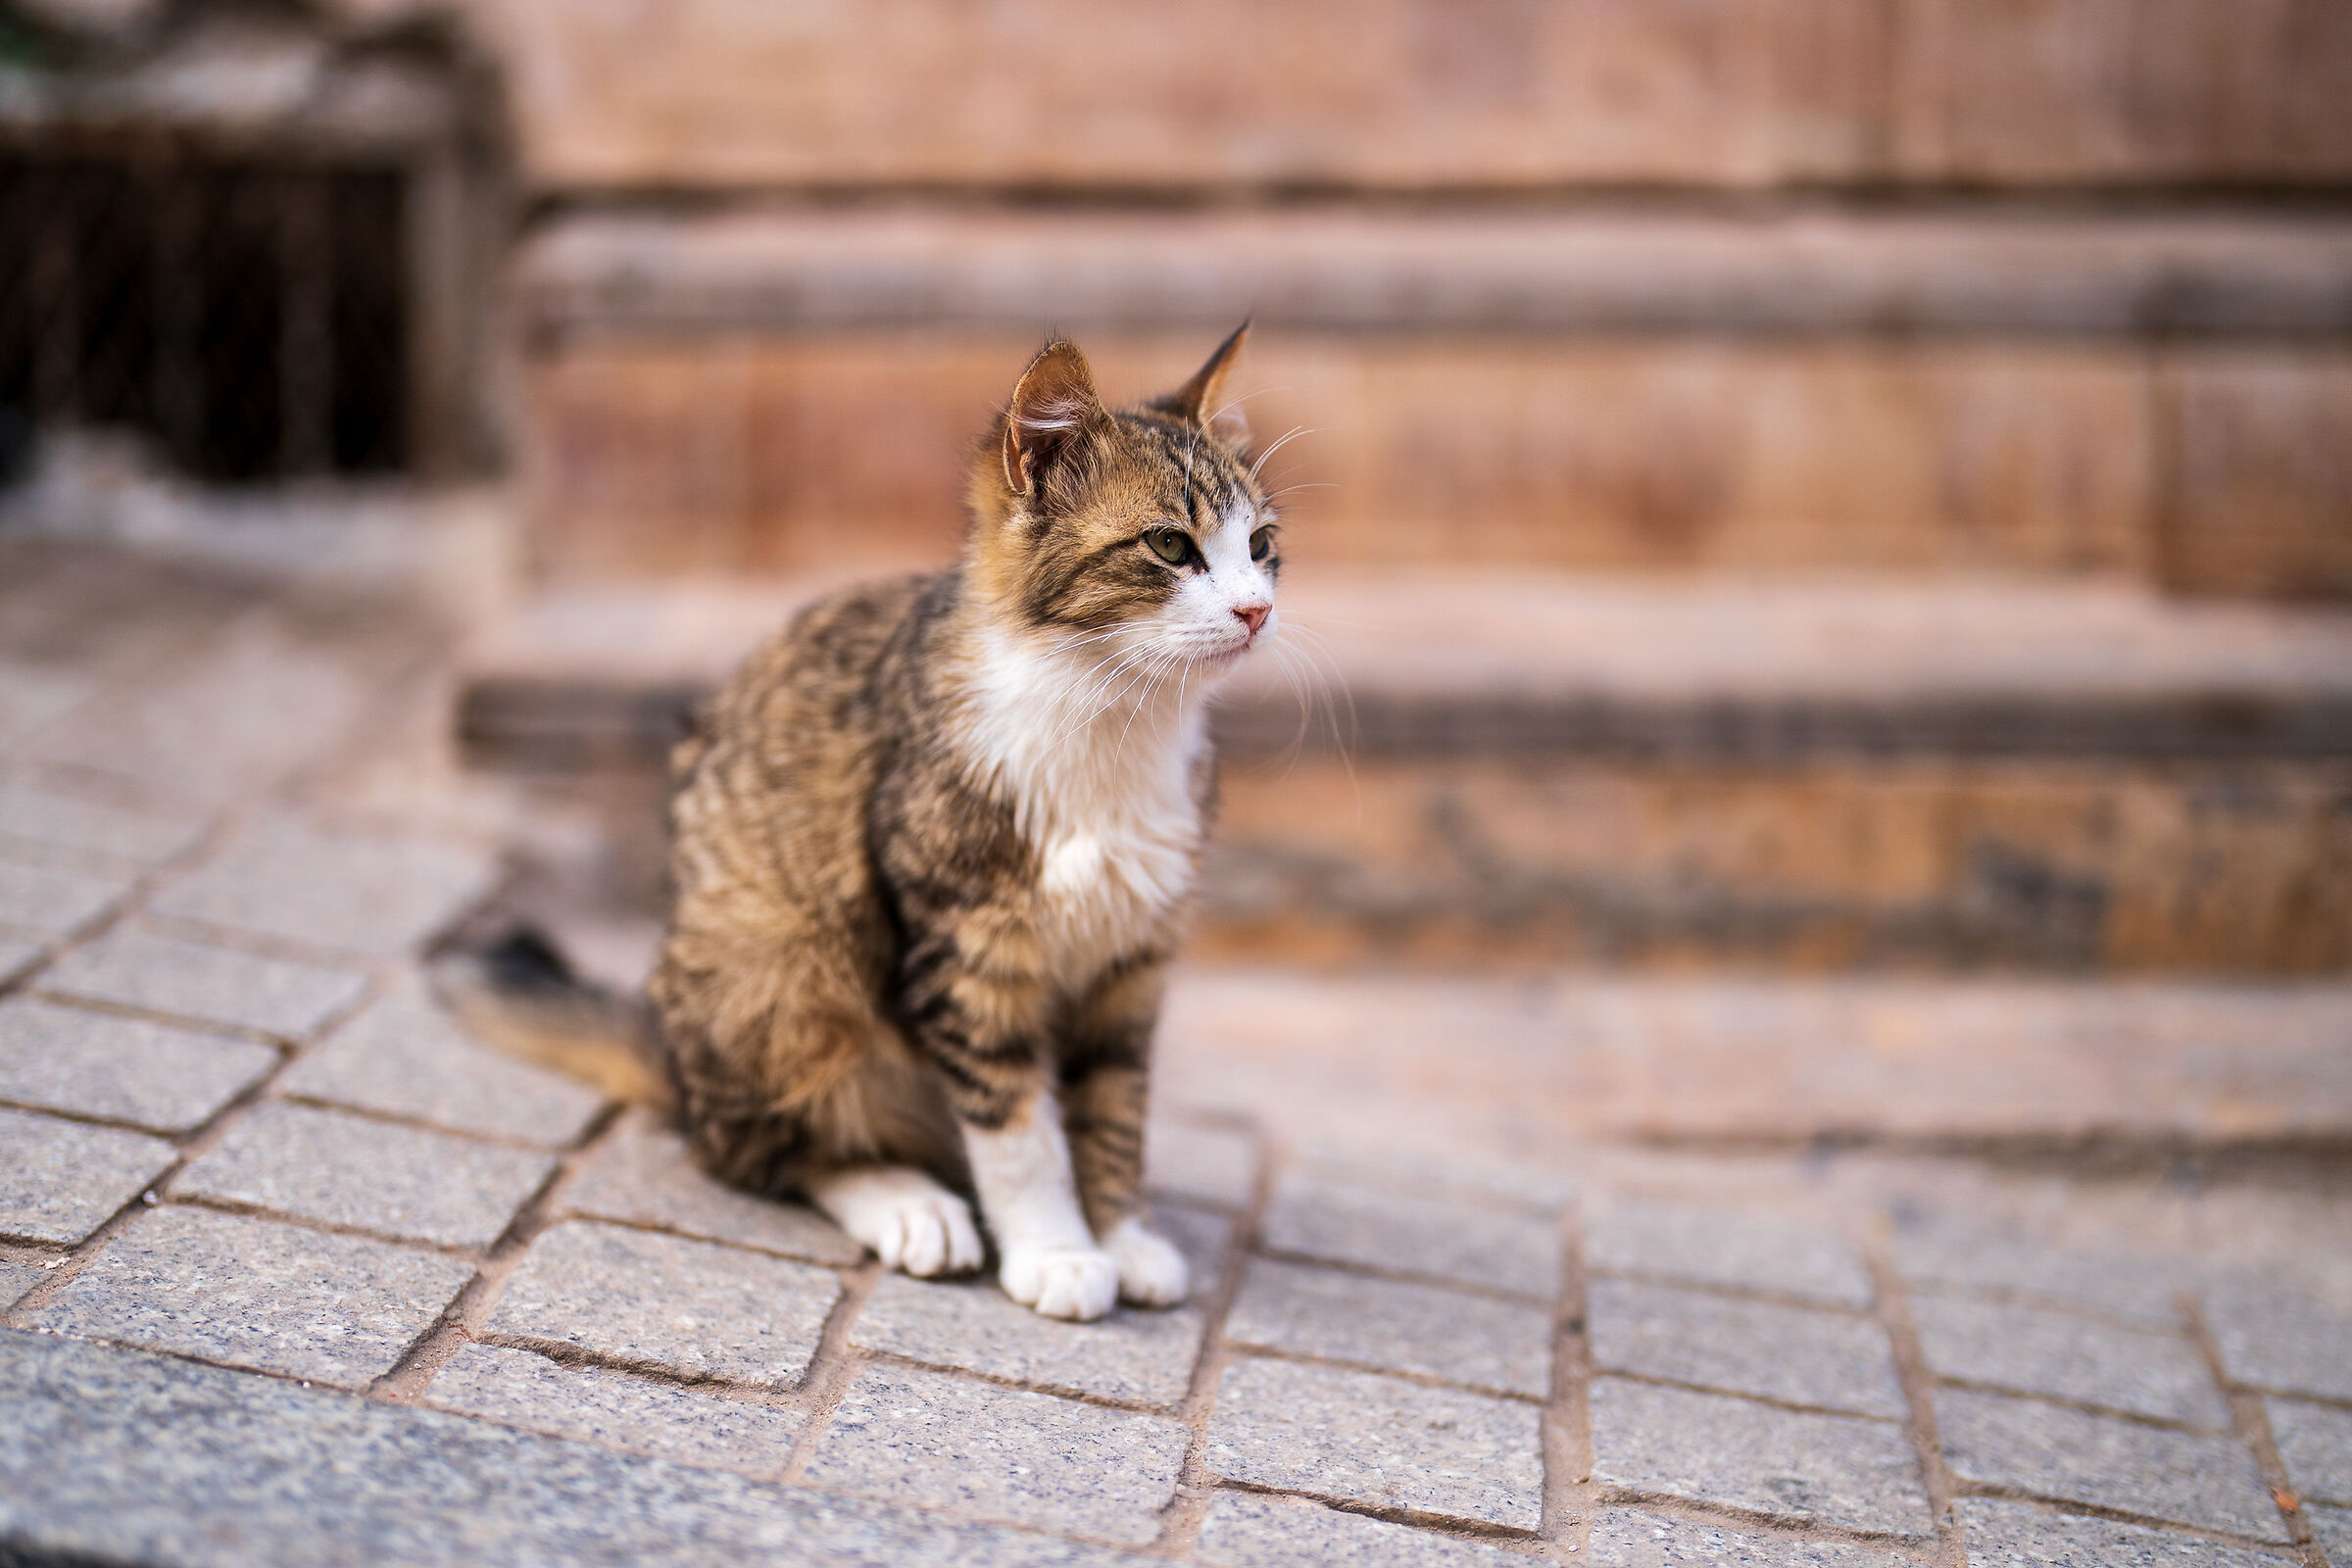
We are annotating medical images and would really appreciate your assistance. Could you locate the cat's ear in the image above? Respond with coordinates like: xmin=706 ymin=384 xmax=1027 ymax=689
xmin=1003 ymin=339 xmax=1107 ymax=498
xmin=1154 ymin=321 xmax=1250 ymax=447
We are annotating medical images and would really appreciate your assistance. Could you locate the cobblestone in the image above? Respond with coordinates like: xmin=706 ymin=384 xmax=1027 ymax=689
xmin=1197 ymin=1492 xmax=1524 ymax=1567
xmin=853 ymin=1202 xmax=1227 ymax=1406
xmin=565 ymin=1110 xmax=862 ymax=1263
xmin=0 ymin=1106 xmax=177 ymax=1244
xmin=1260 ymin=1169 xmax=1559 ymax=1298
xmin=178 ymin=1101 xmax=554 ymax=1250
xmin=484 ymin=1220 xmax=839 ymax=1387
xmin=805 ymin=1362 xmax=1189 ymax=1544
xmin=1225 ymin=1254 xmax=1552 ymax=1396
xmin=0 ymin=935 xmax=39 ymax=983
xmin=1 ymin=1256 xmax=52 ymax=1306
xmin=1936 ymin=1387 xmax=2286 ymax=1541
xmin=279 ymin=979 xmax=606 ymax=1147
xmin=0 ymin=781 xmax=202 ymax=866
xmin=1588 ymin=1378 xmax=1931 ymax=1536
xmin=1587 ymin=1198 xmax=1871 ymax=1308
xmin=0 ymin=998 xmax=277 ymax=1133
xmin=1145 ymin=1117 xmax=1258 ymax=1209
xmin=1587 ymin=1278 xmax=1903 ymax=1418
xmin=2265 ymin=1396 xmax=2352 ymax=1507
xmin=1583 ymin=1508 xmax=1912 ymax=1566
xmin=2310 ymin=1504 xmax=2352 ymax=1565
xmin=33 ymin=1204 xmax=472 ymax=1385
xmin=1911 ymin=1292 xmax=2228 ymax=1426
xmin=151 ymin=815 xmax=494 ymax=958
xmin=1888 ymin=1224 xmax=2189 ymax=1326
xmin=0 ymin=858 xmax=132 ymax=935
xmin=1953 ymin=1498 xmax=2297 ymax=1566
xmin=41 ymin=928 xmax=367 ymax=1039
xmin=420 ymin=1342 xmax=807 ymax=1470
xmin=2203 ymin=1279 xmax=2352 ymax=1402
xmin=1204 ymin=1355 xmax=1544 ymax=1531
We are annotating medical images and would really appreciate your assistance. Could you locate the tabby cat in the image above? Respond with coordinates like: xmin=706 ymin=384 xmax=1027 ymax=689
xmin=443 ymin=327 xmax=1277 ymax=1322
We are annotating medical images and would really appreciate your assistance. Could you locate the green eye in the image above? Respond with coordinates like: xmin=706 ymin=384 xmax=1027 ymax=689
xmin=1145 ymin=527 xmax=1193 ymax=565
xmin=1249 ymin=526 xmax=1274 ymax=563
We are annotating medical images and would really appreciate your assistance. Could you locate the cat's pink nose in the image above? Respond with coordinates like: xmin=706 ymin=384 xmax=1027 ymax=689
xmin=1234 ymin=603 xmax=1270 ymax=637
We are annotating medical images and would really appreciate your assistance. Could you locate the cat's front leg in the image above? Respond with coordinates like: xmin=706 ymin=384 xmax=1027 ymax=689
xmin=1064 ymin=966 xmax=1189 ymax=1309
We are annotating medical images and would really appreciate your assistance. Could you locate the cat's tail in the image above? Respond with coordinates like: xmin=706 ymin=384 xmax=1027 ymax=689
xmin=429 ymin=928 xmax=674 ymax=1111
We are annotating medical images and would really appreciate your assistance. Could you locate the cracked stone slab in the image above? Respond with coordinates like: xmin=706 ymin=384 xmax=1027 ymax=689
xmin=1954 ymin=1499 xmax=2298 ymax=1566
xmin=32 ymin=1204 xmax=472 ymax=1385
xmin=484 ymin=1220 xmax=839 ymax=1387
xmin=1937 ymin=1388 xmax=2286 ymax=1541
xmin=0 ymin=782 xmax=202 ymax=866
xmin=0 ymin=997 xmax=277 ymax=1133
xmin=1260 ymin=1170 xmax=1559 ymax=1298
xmin=151 ymin=814 xmax=494 ymax=958
xmin=1585 ymin=1507 xmax=1915 ymax=1566
xmin=564 ymin=1110 xmax=861 ymax=1264
xmin=41 ymin=928 xmax=367 ymax=1039
xmin=0 ymin=858 xmax=132 ymax=935
xmin=281 ymin=980 xmax=606 ymax=1148
xmin=1588 ymin=1277 xmax=1904 ymax=1418
xmin=1225 ymin=1254 xmax=1552 ymax=1396
xmin=2266 ymin=1396 xmax=2352 ymax=1508
xmin=178 ymin=1101 xmax=555 ymax=1250
xmin=853 ymin=1202 xmax=1227 ymax=1406
xmin=2203 ymin=1278 xmax=2352 ymax=1403
xmin=1198 ymin=1491 xmax=1525 ymax=1566
xmin=1911 ymin=1292 xmax=2229 ymax=1427
xmin=1145 ymin=1116 xmax=1258 ymax=1209
xmin=420 ymin=1343 xmax=806 ymax=1471
xmin=1590 ymin=1378 xmax=1931 ymax=1536
xmin=1588 ymin=1197 xmax=1871 ymax=1307
xmin=1204 ymin=1356 xmax=1543 ymax=1531
xmin=806 ymin=1362 xmax=1189 ymax=1544
xmin=0 ymin=1105 xmax=177 ymax=1244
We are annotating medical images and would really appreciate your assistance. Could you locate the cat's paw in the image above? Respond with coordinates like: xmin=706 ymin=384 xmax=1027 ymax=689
xmin=1000 ymin=1244 xmax=1120 ymax=1321
xmin=1104 ymin=1216 xmax=1190 ymax=1308
xmin=809 ymin=1167 xmax=984 ymax=1278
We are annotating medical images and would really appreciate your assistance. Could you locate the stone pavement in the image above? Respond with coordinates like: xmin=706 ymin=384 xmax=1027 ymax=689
xmin=4 ymin=535 xmax=2351 ymax=1566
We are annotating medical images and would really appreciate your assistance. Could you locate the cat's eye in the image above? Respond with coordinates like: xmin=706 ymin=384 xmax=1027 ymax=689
xmin=1144 ymin=527 xmax=1194 ymax=565
xmin=1249 ymin=526 xmax=1275 ymax=563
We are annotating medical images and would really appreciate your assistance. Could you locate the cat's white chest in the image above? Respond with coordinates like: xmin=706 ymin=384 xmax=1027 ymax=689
xmin=1026 ymin=760 xmax=1201 ymax=978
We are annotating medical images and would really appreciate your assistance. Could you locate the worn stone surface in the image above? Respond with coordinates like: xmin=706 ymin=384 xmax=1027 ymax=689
xmin=0 ymin=997 xmax=277 ymax=1134
xmin=2204 ymin=1279 xmax=2352 ymax=1402
xmin=1911 ymin=1292 xmax=2228 ymax=1426
xmin=1260 ymin=1171 xmax=1559 ymax=1298
xmin=1588 ymin=1278 xmax=1902 ymax=1418
xmin=485 ymin=1220 xmax=839 ymax=1387
xmin=2267 ymin=1396 xmax=2352 ymax=1507
xmin=1204 ymin=1355 xmax=1543 ymax=1531
xmin=1953 ymin=1499 xmax=2296 ymax=1567
xmin=2310 ymin=1504 xmax=2352 ymax=1566
xmin=0 ymin=935 xmax=39 ymax=984
xmin=806 ymin=1363 xmax=1189 ymax=1544
xmin=565 ymin=1111 xmax=861 ymax=1263
xmin=0 ymin=858 xmax=131 ymax=935
xmin=1890 ymin=1226 xmax=2192 ymax=1327
xmin=1936 ymin=1387 xmax=2285 ymax=1541
xmin=1197 ymin=1491 xmax=1524 ymax=1567
xmin=40 ymin=928 xmax=368 ymax=1039
xmin=0 ymin=782 xmax=201 ymax=865
xmin=0 ymin=1256 xmax=53 ymax=1306
xmin=1226 ymin=1254 xmax=1552 ymax=1397
xmin=34 ymin=1205 xmax=472 ymax=1385
xmin=853 ymin=1202 xmax=1226 ymax=1407
xmin=420 ymin=1342 xmax=805 ymax=1470
xmin=1590 ymin=1378 xmax=1930 ymax=1536
xmin=1588 ymin=1198 xmax=1872 ymax=1307
xmin=0 ymin=1106 xmax=177 ymax=1245
xmin=151 ymin=814 xmax=494 ymax=958
xmin=178 ymin=1101 xmax=555 ymax=1250
xmin=280 ymin=980 xmax=606 ymax=1148
xmin=1145 ymin=1116 xmax=1258 ymax=1210
xmin=0 ymin=1329 xmax=1156 ymax=1567
xmin=1585 ymin=1508 xmax=1914 ymax=1567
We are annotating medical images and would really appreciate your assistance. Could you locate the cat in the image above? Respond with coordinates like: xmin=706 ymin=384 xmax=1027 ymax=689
xmin=440 ymin=326 xmax=1278 ymax=1322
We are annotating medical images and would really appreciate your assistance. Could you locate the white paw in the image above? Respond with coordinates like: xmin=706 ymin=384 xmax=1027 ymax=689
xmin=808 ymin=1167 xmax=984 ymax=1278
xmin=1104 ymin=1216 xmax=1190 ymax=1308
xmin=1000 ymin=1244 xmax=1120 ymax=1321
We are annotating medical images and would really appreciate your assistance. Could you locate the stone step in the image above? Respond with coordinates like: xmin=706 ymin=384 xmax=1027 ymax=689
xmin=457 ymin=573 xmax=2352 ymax=974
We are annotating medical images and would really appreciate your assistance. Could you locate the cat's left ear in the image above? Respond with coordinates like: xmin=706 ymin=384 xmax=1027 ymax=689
xmin=1154 ymin=321 xmax=1250 ymax=447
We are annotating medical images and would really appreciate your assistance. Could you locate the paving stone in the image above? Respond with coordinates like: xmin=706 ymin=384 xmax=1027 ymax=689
xmin=420 ymin=1342 xmax=806 ymax=1470
xmin=0 ymin=662 xmax=92 ymax=747
xmin=1145 ymin=1116 xmax=1258 ymax=1209
xmin=33 ymin=1204 xmax=472 ymax=1385
xmin=1936 ymin=1387 xmax=2286 ymax=1541
xmin=0 ymin=782 xmax=201 ymax=865
xmin=1198 ymin=1491 xmax=1523 ymax=1567
xmin=0 ymin=1105 xmax=176 ymax=1244
xmin=0 ymin=858 xmax=132 ymax=935
xmin=1954 ymin=1498 xmax=2298 ymax=1566
xmin=151 ymin=814 xmax=494 ymax=958
xmin=0 ymin=997 xmax=276 ymax=1133
xmin=2267 ymin=1396 xmax=2352 ymax=1507
xmin=1585 ymin=1507 xmax=1914 ymax=1566
xmin=1912 ymin=1292 xmax=2229 ymax=1426
xmin=1261 ymin=1171 xmax=1559 ymax=1298
xmin=41 ymin=928 xmax=367 ymax=1039
xmin=565 ymin=1109 xmax=861 ymax=1262
xmin=1 ymin=1255 xmax=52 ymax=1306
xmin=1588 ymin=1197 xmax=1871 ymax=1308
xmin=0 ymin=1329 xmax=1158 ymax=1567
xmin=178 ymin=1101 xmax=555 ymax=1250
xmin=808 ymin=1362 xmax=1189 ymax=1543
xmin=0 ymin=933 xmax=40 ymax=984
xmin=1226 ymin=1254 xmax=1552 ymax=1396
xmin=2311 ymin=1504 xmax=2352 ymax=1566
xmin=1587 ymin=1277 xmax=1904 ymax=1418
xmin=2204 ymin=1279 xmax=2352 ymax=1402
xmin=280 ymin=980 xmax=604 ymax=1148
xmin=1205 ymin=1355 xmax=1543 ymax=1531
xmin=853 ymin=1202 xmax=1228 ymax=1406
xmin=1888 ymin=1224 xmax=2190 ymax=1326
xmin=484 ymin=1220 xmax=838 ymax=1387
xmin=1589 ymin=1378 xmax=1931 ymax=1536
